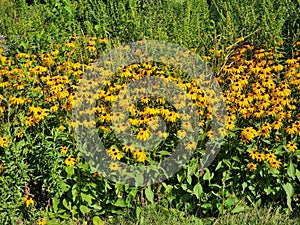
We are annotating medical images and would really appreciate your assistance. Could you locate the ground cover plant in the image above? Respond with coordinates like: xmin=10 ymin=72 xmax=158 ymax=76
xmin=0 ymin=0 xmax=300 ymax=224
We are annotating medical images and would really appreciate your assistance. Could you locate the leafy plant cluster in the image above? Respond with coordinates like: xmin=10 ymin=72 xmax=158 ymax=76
xmin=0 ymin=0 xmax=299 ymax=224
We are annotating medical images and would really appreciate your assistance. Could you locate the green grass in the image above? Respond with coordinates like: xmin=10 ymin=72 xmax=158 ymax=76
xmin=45 ymin=205 xmax=299 ymax=225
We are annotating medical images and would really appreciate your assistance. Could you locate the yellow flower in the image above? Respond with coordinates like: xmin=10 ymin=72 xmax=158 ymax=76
xmin=254 ymin=152 xmax=265 ymax=162
xmin=60 ymin=146 xmax=68 ymax=154
xmin=109 ymin=162 xmax=119 ymax=171
xmin=107 ymin=146 xmax=123 ymax=160
xmin=273 ymin=121 xmax=283 ymax=130
xmin=241 ymin=127 xmax=258 ymax=141
xmin=286 ymin=125 xmax=297 ymax=135
xmin=264 ymin=153 xmax=276 ymax=162
xmin=136 ymin=128 xmax=151 ymax=141
xmin=177 ymin=130 xmax=187 ymax=138
xmin=9 ymin=97 xmax=26 ymax=105
xmin=249 ymin=150 xmax=257 ymax=160
xmin=99 ymin=37 xmax=107 ymax=44
xmin=164 ymin=111 xmax=180 ymax=123
xmin=0 ymin=137 xmax=9 ymax=148
xmin=246 ymin=163 xmax=257 ymax=171
xmin=122 ymin=144 xmax=135 ymax=153
xmin=286 ymin=142 xmax=297 ymax=153
xmin=58 ymin=125 xmax=65 ymax=131
xmin=225 ymin=120 xmax=235 ymax=130
xmin=16 ymin=129 xmax=23 ymax=138
xmin=22 ymin=196 xmax=35 ymax=207
xmin=185 ymin=141 xmax=197 ymax=151
xmin=269 ymin=159 xmax=282 ymax=169
xmin=133 ymin=149 xmax=147 ymax=162
xmin=65 ymin=155 xmax=76 ymax=166
xmin=37 ymin=217 xmax=47 ymax=225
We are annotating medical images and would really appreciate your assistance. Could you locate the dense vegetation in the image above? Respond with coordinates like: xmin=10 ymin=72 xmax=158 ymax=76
xmin=0 ymin=0 xmax=299 ymax=224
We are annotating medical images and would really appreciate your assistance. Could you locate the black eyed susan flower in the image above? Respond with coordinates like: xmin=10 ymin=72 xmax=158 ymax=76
xmin=60 ymin=146 xmax=68 ymax=154
xmin=269 ymin=159 xmax=282 ymax=169
xmin=264 ymin=153 xmax=276 ymax=163
xmin=65 ymin=155 xmax=76 ymax=166
xmin=247 ymin=162 xmax=257 ymax=171
xmin=122 ymin=143 xmax=135 ymax=153
xmin=241 ymin=127 xmax=258 ymax=142
xmin=177 ymin=130 xmax=187 ymax=138
xmin=22 ymin=196 xmax=35 ymax=207
xmin=37 ymin=217 xmax=47 ymax=225
xmin=225 ymin=120 xmax=235 ymax=130
xmin=273 ymin=121 xmax=283 ymax=130
xmin=136 ymin=128 xmax=151 ymax=141
xmin=286 ymin=142 xmax=297 ymax=153
xmin=254 ymin=152 xmax=265 ymax=162
xmin=286 ymin=125 xmax=297 ymax=135
xmin=109 ymin=162 xmax=119 ymax=171
xmin=0 ymin=137 xmax=9 ymax=148
xmin=107 ymin=146 xmax=123 ymax=160
xmin=133 ymin=149 xmax=147 ymax=162
xmin=185 ymin=141 xmax=197 ymax=151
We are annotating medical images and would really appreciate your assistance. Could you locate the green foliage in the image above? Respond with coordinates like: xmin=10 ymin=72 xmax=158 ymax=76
xmin=0 ymin=0 xmax=300 ymax=224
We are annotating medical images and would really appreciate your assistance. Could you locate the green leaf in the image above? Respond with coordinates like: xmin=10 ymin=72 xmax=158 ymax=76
xmin=215 ymin=161 xmax=222 ymax=171
xmin=81 ymin=193 xmax=95 ymax=206
xmin=282 ymin=183 xmax=294 ymax=211
xmin=71 ymin=185 xmax=78 ymax=202
xmin=79 ymin=205 xmax=90 ymax=215
xmin=231 ymin=205 xmax=247 ymax=214
xmin=93 ymin=216 xmax=104 ymax=225
xmin=65 ymin=166 xmax=74 ymax=177
xmin=64 ymin=5 xmax=73 ymax=14
xmin=203 ymin=168 xmax=212 ymax=181
xmin=187 ymin=175 xmax=192 ymax=185
xmin=293 ymin=150 xmax=300 ymax=158
xmin=283 ymin=182 xmax=294 ymax=197
xmin=136 ymin=206 xmax=142 ymax=218
xmin=62 ymin=199 xmax=71 ymax=210
xmin=193 ymin=182 xmax=203 ymax=199
xmin=52 ymin=197 xmax=59 ymax=213
xmin=295 ymin=169 xmax=300 ymax=181
xmin=287 ymin=162 xmax=295 ymax=179
xmin=113 ymin=199 xmax=127 ymax=207
xmin=145 ymin=187 xmax=154 ymax=204
xmin=136 ymin=174 xmax=144 ymax=186
xmin=225 ymin=197 xmax=235 ymax=208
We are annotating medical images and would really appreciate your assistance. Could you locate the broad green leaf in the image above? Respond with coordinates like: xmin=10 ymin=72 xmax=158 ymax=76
xmin=81 ymin=192 xmax=95 ymax=206
xmin=71 ymin=185 xmax=78 ymax=202
xmin=231 ymin=205 xmax=247 ymax=214
xmin=203 ymin=168 xmax=212 ymax=181
xmin=79 ymin=205 xmax=90 ymax=215
xmin=62 ymin=199 xmax=71 ymax=210
xmin=283 ymin=182 xmax=294 ymax=197
xmin=145 ymin=187 xmax=154 ymax=204
xmin=65 ymin=166 xmax=74 ymax=177
xmin=93 ymin=216 xmax=104 ymax=225
xmin=225 ymin=197 xmax=235 ymax=208
xmin=283 ymin=183 xmax=294 ymax=211
xmin=295 ymin=169 xmax=300 ymax=181
xmin=52 ymin=197 xmax=59 ymax=213
xmin=113 ymin=198 xmax=127 ymax=207
xmin=136 ymin=206 xmax=142 ymax=218
xmin=193 ymin=182 xmax=203 ymax=199
xmin=287 ymin=162 xmax=295 ymax=179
